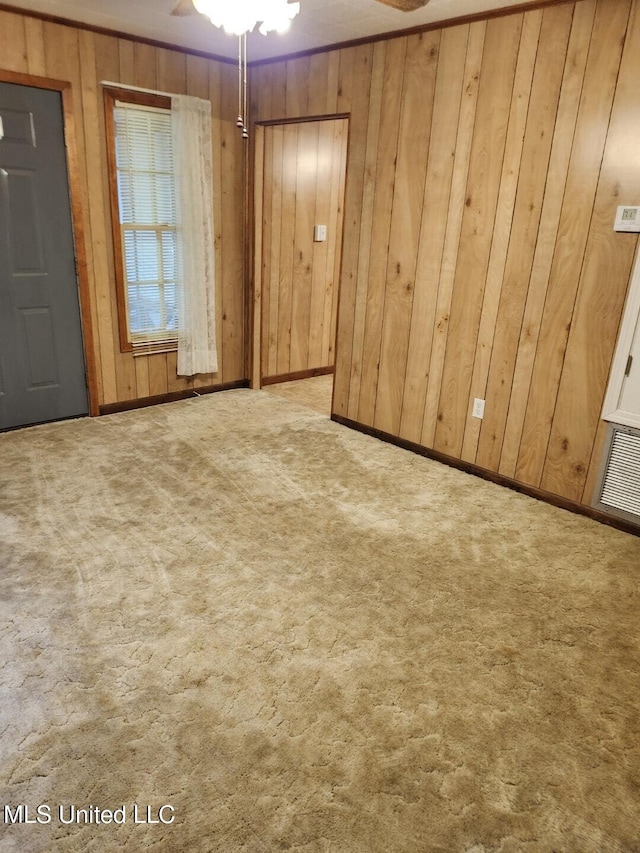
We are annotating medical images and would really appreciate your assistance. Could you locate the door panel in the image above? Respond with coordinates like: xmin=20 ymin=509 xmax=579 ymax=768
xmin=0 ymin=82 xmax=88 ymax=430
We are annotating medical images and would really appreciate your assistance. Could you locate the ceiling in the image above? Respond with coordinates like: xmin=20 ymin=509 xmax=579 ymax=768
xmin=5 ymin=0 xmax=544 ymax=62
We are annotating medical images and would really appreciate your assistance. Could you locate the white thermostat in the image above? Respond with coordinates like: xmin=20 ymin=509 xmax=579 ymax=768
xmin=614 ymin=206 xmax=640 ymax=232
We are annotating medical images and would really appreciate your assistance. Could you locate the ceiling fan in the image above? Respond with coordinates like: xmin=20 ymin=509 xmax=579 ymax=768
xmin=171 ymin=0 xmax=430 ymax=16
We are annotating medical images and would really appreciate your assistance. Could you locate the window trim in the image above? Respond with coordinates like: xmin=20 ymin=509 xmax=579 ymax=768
xmin=103 ymin=86 xmax=177 ymax=354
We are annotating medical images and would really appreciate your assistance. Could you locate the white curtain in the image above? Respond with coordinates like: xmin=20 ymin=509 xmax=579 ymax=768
xmin=171 ymin=95 xmax=218 ymax=376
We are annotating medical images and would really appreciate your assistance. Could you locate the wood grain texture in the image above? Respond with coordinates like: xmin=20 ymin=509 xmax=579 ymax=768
xmin=357 ymin=37 xmax=407 ymax=427
xmin=399 ymin=23 xmax=468 ymax=444
xmin=346 ymin=41 xmax=386 ymax=423
xmin=515 ymin=0 xmax=632 ymax=488
xmin=0 ymin=8 xmax=245 ymax=407
xmin=498 ymin=0 xmax=597 ymax=478
xmin=251 ymin=0 xmax=640 ymax=510
xmin=259 ymin=119 xmax=348 ymax=382
xmin=374 ymin=30 xmax=439 ymax=437
xmin=541 ymin=0 xmax=640 ymax=501
xmin=332 ymin=45 xmax=374 ymax=417
xmin=6 ymin=0 xmax=640 ymax=512
xmin=475 ymin=3 xmax=574 ymax=472
xmin=461 ymin=8 xmax=543 ymax=465
xmin=421 ymin=21 xmax=486 ymax=448
xmin=434 ymin=13 xmax=523 ymax=458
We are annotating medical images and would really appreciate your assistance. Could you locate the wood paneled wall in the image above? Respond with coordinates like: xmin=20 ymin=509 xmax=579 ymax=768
xmin=260 ymin=118 xmax=347 ymax=381
xmin=251 ymin=0 xmax=640 ymax=508
xmin=0 ymin=9 xmax=245 ymax=407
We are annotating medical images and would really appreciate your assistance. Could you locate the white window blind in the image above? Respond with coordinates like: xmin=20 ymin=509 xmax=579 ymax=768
xmin=114 ymin=102 xmax=177 ymax=344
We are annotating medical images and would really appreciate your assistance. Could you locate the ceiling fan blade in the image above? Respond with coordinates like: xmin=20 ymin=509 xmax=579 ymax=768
xmin=171 ymin=0 xmax=197 ymax=16
xmin=374 ymin=0 xmax=430 ymax=10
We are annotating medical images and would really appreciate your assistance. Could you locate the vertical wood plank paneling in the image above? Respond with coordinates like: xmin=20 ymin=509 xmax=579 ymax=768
xmin=270 ymin=61 xmax=287 ymax=120
xmin=475 ymin=3 xmax=575 ymax=472
xmin=374 ymin=30 xmax=440 ymax=437
xmin=346 ymin=41 xmax=386 ymax=422
xmin=498 ymin=0 xmax=597 ymax=478
xmin=6 ymin=0 xmax=640 ymax=512
xmin=309 ymin=121 xmax=333 ymax=368
xmin=276 ymin=124 xmax=297 ymax=374
xmin=356 ymin=37 xmax=407 ymax=426
xmin=24 ymin=17 xmax=46 ymax=77
xmin=134 ymin=42 xmax=157 ymax=89
xmin=0 ymin=10 xmax=245 ymax=408
xmin=147 ymin=354 xmax=168 ymax=397
xmin=94 ymin=33 xmax=139 ymax=402
xmin=460 ymin=9 xmax=543 ymax=464
xmin=335 ymin=48 xmax=355 ymax=116
xmin=434 ymin=14 xmax=523 ymax=458
xmin=118 ymin=39 xmax=135 ymax=83
xmin=134 ymin=357 xmax=151 ymax=400
xmin=308 ymin=52 xmax=330 ymax=115
xmin=252 ymin=63 xmax=272 ymax=123
xmin=290 ymin=122 xmax=318 ymax=371
xmin=542 ymin=0 xmax=640 ymax=501
xmin=157 ymin=46 xmax=187 ymax=95
xmin=515 ymin=0 xmax=632 ymax=488
xmin=399 ymin=24 xmax=468 ymax=444
xmin=325 ymin=52 xmax=340 ymax=116
xmin=266 ymin=125 xmax=284 ymax=376
xmin=285 ymin=56 xmax=309 ymax=117
xmin=260 ymin=125 xmax=274 ymax=377
xmin=250 ymin=0 xmax=640 ymax=513
xmin=0 ymin=12 xmax=27 ymax=72
xmin=332 ymin=44 xmax=373 ymax=416
xmin=421 ymin=21 xmax=486 ymax=448
xmin=77 ymin=30 xmax=114 ymax=404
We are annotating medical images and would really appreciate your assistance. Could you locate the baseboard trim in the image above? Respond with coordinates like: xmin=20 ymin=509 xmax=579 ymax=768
xmin=261 ymin=366 xmax=334 ymax=386
xmin=99 ymin=380 xmax=250 ymax=415
xmin=331 ymin=414 xmax=640 ymax=539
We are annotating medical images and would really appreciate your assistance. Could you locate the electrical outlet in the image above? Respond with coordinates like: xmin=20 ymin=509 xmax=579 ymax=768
xmin=472 ymin=398 xmax=485 ymax=419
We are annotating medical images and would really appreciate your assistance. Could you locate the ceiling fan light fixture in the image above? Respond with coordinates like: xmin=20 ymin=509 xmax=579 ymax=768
xmin=192 ymin=0 xmax=300 ymax=36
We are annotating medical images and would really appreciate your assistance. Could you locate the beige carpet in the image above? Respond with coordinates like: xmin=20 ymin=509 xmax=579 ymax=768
xmin=262 ymin=375 xmax=333 ymax=415
xmin=1 ymin=389 xmax=639 ymax=853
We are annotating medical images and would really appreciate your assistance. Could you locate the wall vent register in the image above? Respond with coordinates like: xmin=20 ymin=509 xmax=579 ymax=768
xmin=593 ymin=424 xmax=640 ymax=526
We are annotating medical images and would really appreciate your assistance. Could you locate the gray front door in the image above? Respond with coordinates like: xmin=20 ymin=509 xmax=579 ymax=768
xmin=0 ymin=82 xmax=88 ymax=430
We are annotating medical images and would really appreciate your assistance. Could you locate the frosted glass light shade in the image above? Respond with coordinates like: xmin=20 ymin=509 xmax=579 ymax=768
xmin=192 ymin=0 xmax=300 ymax=36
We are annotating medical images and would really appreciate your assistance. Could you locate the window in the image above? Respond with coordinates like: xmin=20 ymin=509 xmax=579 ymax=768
xmin=105 ymin=88 xmax=177 ymax=352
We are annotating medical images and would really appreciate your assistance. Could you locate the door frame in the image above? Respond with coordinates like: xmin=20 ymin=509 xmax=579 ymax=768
xmin=250 ymin=113 xmax=350 ymax=391
xmin=0 ymin=70 xmax=99 ymax=417
xmin=602 ymin=241 xmax=640 ymax=429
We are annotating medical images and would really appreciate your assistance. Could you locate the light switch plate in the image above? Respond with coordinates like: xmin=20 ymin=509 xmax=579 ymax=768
xmin=313 ymin=224 xmax=327 ymax=242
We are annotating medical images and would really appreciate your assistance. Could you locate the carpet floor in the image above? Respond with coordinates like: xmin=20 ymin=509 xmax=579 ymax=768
xmin=1 ymin=389 xmax=639 ymax=852
xmin=262 ymin=375 xmax=333 ymax=415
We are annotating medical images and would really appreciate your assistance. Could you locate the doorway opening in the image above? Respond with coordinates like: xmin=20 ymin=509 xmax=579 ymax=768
xmin=252 ymin=115 xmax=349 ymax=416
